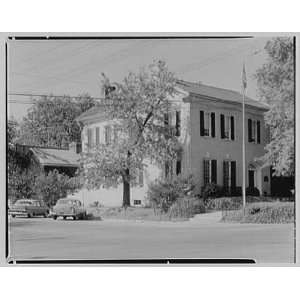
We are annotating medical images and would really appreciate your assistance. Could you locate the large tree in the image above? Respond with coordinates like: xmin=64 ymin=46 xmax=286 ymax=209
xmin=18 ymin=93 xmax=96 ymax=148
xmin=80 ymin=61 xmax=180 ymax=207
xmin=255 ymin=37 xmax=294 ymax=176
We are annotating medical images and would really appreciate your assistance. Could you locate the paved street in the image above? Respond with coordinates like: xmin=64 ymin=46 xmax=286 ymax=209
xmin=8 ymin=216 xmax=294 ymax=263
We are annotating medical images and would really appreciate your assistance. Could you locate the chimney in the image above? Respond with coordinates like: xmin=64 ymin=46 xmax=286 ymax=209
xmin=69 ymin=142 xmax=82 ymax=154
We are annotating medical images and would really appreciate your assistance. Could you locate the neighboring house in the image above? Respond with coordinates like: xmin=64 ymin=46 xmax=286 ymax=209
xmin=15 ymin=142 xmax=81 ymax=177
xmin=75 ymin=80 xmax=271 ymax=207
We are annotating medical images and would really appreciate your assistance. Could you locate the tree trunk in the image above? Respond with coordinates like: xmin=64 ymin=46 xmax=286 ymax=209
xmin=122 ymin=168 xmax=131 ymax=207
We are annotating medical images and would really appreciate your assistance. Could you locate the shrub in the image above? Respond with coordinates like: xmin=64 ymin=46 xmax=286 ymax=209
xmin=246 ymin=186 xmax=260 ymax=196
xmin=206 ymin=197 xmax=242 ymax=211
xmin=34 ymin=170 xmax=81 ymax=206
xmin=168 ymin=197 xmax=206 ymax=219
xmin=202 ymin=183 xmax=224 ymax=203
xmin=147 ymin=174 xmax=196 ymax=213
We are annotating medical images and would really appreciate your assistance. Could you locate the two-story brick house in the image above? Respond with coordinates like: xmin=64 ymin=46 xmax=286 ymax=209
xmin=75 ymin=79 xmax=270 ymax=207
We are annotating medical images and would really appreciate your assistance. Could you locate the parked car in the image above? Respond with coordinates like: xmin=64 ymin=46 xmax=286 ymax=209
xmin=51 ymin=198 xmax=86 ymax=220
xmin=9 ymin=199 xmax=49 ymax=218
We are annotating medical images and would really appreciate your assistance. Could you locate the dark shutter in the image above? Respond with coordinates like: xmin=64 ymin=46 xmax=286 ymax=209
xmin=248 ymin=119 xmax=252 ymax=142
xmin=223 ymin=161 xmax=229 ymax=190
xmin=257 ymin=121 xmax=261 ymax=144
xmin=231 ymin=161 xmax=236 ymax=189
xmin=211 ymin=159 xmax=217 ymax=184
xmin=203 ymin=159 xmax=209 ymax=185
xmin=220 ymin=114 xmax=225 ymax=139
xmin=164 ymin=113 xmax=169 ymax=126
xmin=200 ymin=110 xmax=204 ymax=136
xmin=87 ymin=128 xmax=92 ymax=148
xmin=230 ymin=116 xmax=235 ymax=140
xmin=176 ymin=159 xmax=181 ymax=175
xmin=96 ymin=127 xmax=100 ymax=145
xmin=138 ymin=168 xmax=144 ymax=186
xmin=165 ymin=162 xmax=169 ymax=179
xmin=175 ymin=111 xmax=181 ymax=137
xmin=211 ymin=112 xmax=215 ymax=138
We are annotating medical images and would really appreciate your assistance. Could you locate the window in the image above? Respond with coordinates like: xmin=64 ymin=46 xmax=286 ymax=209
xmin=96 ymin=127 xmax=100 ymax=146
xmin=105 ymin=126 xmax=111 ymax=145
xmin=221 ymin=114 xmax=235 ymax=140
xmin=133 ymin=200 xmax=142 ymax=206
xmin=223 ymin=160 xmax=236 ymax=192
xmin=200 ymin=111 xmax=215 ymax=137
xmin=203 ymin=159 xmax=217 ymax=185
xmin=248 ymin=118 xmax=261 ymax=144
xmin=175 ymin=111 xmax=181 ymax=137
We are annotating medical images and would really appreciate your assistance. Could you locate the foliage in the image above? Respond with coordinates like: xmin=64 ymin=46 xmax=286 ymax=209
xmin=255 ymin=37 xmax=294 ymax=176
xmin=7 ymin=118 xmax=37 ymax=200
xmin=201 ymin=183 xmax=224 ymax=203
xmin=221 ymin=202 xmax=294 ymax=223
xmin=34 ymin=170 xmax=81 ymax=206
xmin=147 ymin=174 xmax=196 ymax=213
xmin=246 ymin=186 xmax=260 ymax=196
xmin=168 ymin=197 xmax=206 ymax=219
xmin=8 ymin=168 xmax=38 ymax=201
xmin=206 ymin=197 xmax=242 ymax=211
xmin=18 ymin=94 xmax=96 ymax=148
xmin=80 ymin=61 xmax=180 ymax=207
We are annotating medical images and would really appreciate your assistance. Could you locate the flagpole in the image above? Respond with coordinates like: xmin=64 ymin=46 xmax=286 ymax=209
xmin=242 ymin=63 xmax=246 ymax=215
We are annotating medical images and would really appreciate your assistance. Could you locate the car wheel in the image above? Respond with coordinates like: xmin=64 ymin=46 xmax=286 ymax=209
xmin=12 ymin=214 xmax=15 ymax=218
xmin=53 ymin=215 xmax=57 ymax=220
xmin=73 ymin=215 xmax=78 ymax=220
xmin=27 ymin=213 xmax=32 ymax=218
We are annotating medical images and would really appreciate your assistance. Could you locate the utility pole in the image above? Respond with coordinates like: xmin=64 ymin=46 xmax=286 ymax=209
xmin=242 ymin=63 xmax=247 ymax=215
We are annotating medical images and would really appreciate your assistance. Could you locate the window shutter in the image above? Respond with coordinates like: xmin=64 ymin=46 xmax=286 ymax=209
xmin=175 ymin=111 xmax=181 ymax=137
xmin=164 ymin=113 xmax=169 ymax=126
xmin=231 ymin=161 xmax=236 ymax=189
xmin=200 ymin=111 xmax=204 ymax=136
xmin=248 ymin=119 xmax=252 ymax=142
xmin=87 ymin=128 xmax=92 ymax=148
xmin=230 ymin=116 xmax=235 ymax=140
xmin=96 ymin=127 xmax=100 ymax=146
xmin=257 ymin=121 xmax=261 ymax=144
xmin=211 ymin=159 xmax=217 ymax=184
xmin=223 ymin=161 xmax=229 ymax=188
xmin=165 ymin=162 xmax=170 ymax=179
xmin=211 ymin=112 xmax=215 ymax=137
xmin=203 ymin=159 xmax=209 ymax=185
xmin=220 ymin=114 xmax=225 ymax=139
xmin=138 ymin=168 xmax=144 ymax=187
xmin=176 ymin=159 xmax=181 ymax=175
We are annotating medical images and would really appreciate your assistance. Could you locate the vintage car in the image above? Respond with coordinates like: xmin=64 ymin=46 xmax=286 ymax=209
xmin=51 ymin=198 xmax=87 ymax=220
xmin=9 ymin=199 xmax=49 ymax=218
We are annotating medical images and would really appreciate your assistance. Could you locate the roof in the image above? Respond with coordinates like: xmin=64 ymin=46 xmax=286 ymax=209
xmin=76 ymin=105 xmax=107 ymax=123
xmin=176 ymin=80 xmax=269 ymax=110
xmin=30 ymin=147 xmax=80 ymax=167
xmin=77 ymin=80 xmax=269 ymax=123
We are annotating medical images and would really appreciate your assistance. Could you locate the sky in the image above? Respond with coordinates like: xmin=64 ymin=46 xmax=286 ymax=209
xmin=7 ymin=37 xmax=274 ymax=120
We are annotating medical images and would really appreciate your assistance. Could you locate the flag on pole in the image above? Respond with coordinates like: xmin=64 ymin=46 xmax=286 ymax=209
xmin=242 ymin=63 xmax=247 ymax=90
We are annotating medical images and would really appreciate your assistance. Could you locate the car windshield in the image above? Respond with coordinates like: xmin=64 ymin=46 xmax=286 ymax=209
xmin=15 ymin=200 xmax=33 ymax=205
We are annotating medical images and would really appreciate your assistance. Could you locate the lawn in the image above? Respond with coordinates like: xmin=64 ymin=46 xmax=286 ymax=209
xmin=221 ymin=201 xmax=295 ymax=224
